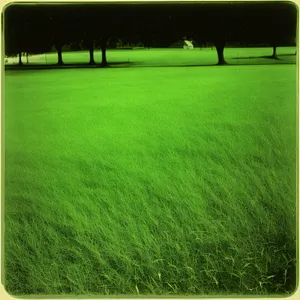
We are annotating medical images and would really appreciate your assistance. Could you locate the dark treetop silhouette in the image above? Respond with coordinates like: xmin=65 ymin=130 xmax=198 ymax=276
xmin=4 ymin=1 xmax=297 ymax=67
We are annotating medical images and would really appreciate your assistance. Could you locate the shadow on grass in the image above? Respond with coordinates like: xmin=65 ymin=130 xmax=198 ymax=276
xmin=5 ymin=61 xmax=134 ymax=70
xmin=5 ymin=58 xmax=296 ymax=71
xmin=231 ymin=54 xmax=296 ymax=60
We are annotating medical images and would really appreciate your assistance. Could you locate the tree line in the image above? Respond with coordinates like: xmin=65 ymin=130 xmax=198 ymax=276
xmin=4 ymin=2 xmax=297 ymax=66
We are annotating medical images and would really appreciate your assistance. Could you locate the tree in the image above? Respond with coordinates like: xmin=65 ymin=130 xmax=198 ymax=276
xmin=233 ymin=2 xmax=297 ymax=59
xmin=97 ymin=5 xmax=124 ymax=66
xmin=79 ymin=6 xmax=100 ymax=65
xmin=195 ymin=4 xmax=232 ymax=65
xmin=4 ymin=4 xmax=27 ymax=65
xmin=5 ymin=4 xmax=55 ymax=65
xmin=267 ymin=3 xmax=297 ymax=59
xmin=22 ymin=8 xmax=53 ymax=59
xmin=46 ymin=5 xmax=83 ymax=65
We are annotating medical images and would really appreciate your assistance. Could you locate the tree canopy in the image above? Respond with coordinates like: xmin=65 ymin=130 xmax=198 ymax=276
xmin=4 ymin=1 xmax=297 ymax=65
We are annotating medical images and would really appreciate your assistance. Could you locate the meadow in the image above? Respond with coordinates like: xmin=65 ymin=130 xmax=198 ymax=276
xmin=4 ymin=48 xmax=297 ymax=296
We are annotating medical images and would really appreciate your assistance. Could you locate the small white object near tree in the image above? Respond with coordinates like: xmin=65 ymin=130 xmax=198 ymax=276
xmin=183 ymin=40 xmax=194 ymax=49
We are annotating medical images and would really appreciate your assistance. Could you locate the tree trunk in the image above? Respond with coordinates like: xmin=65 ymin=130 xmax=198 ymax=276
xmin=89 ymin=47 xmax=95 ymax=65
xmin=57 ymin=45 xmax=63 ymax=65
xmin=101 ymin=37 xmax=108 ymax=66
xmin=18 ymin=52 xmax=23 ymax=65
xmin=101 ymin=47 xmax=107 ymax=66
xmin=215 ymin=42 xmax=226 ymax=65
xmin=271 ymin=46 xmax=277 ymax=59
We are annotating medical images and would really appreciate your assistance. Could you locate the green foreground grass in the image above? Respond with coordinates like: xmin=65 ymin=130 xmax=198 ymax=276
xmin=4 ymin=62 xmax=297 ymax=296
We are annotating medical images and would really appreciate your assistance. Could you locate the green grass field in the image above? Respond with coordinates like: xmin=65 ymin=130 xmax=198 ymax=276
xmin=4 ymin=49 xmax=297 ymax=296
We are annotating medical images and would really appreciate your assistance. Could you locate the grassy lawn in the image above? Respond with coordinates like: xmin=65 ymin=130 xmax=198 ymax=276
xmin=4 ymin=54 xmax=297 ymax=296
xmin=6 ymin=47 xmax=296 ymax=66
